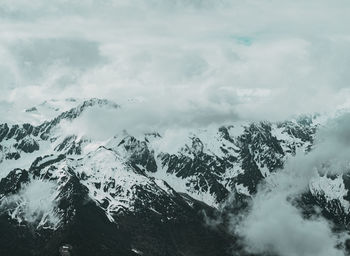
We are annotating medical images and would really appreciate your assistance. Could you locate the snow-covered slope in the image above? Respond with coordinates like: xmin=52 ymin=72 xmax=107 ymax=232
xmin=0 ymin=98 xmax=349 ymax=255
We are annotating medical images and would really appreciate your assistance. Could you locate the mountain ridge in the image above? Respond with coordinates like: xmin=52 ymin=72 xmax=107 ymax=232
xmin=0 ymin=98 xmax=349 ymax=255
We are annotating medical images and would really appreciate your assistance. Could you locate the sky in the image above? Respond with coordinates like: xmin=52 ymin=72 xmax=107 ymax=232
xmin=1 ymin=0 xmax=350 ymax=128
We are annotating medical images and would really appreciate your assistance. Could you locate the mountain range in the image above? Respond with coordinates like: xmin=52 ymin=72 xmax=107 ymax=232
xmin=1 ymin=98 xmax=349 ymax=256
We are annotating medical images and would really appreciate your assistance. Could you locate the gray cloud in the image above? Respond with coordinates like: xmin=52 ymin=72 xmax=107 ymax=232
xmin=9 ymin=38 xmax=104 ymax=86
xmin=1 ymin=0 xmax=350 ymax=127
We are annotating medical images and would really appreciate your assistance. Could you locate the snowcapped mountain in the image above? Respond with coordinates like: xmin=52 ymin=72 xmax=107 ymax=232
xmin=0 ymin=98 xmax=349 ymax=255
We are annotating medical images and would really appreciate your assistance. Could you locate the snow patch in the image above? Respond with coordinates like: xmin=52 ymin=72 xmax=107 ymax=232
xmin=310 ymin=173 xmax=350 ymax=212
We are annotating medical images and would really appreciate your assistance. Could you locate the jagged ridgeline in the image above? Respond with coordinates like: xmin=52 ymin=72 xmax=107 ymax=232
xmin=0 ymin=98 xmax=349 ymax=256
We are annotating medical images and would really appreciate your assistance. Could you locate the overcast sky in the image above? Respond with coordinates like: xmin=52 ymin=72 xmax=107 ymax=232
xmin=1 ymin=0 xmax=350 ymax=126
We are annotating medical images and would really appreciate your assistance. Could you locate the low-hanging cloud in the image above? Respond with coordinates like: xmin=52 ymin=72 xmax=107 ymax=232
xmin=232 ymin=113 xmax=350 ymax=256
xmin=237 ymin=191 xmax=345 ymax=256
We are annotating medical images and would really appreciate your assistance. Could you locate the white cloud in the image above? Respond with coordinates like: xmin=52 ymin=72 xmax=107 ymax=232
xmin=237 ymin=191 xmax=345 ymax=256
xmin=1 ymin=179 xmax=60 ymax=228
xmin=1 ymin=0 xmax=350 ymax=126
xmin=233 ymin=113 xmax=350 ymax=256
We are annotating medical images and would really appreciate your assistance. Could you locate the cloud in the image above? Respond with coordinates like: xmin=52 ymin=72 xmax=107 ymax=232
xmin=1 ymin=179 xmax=60 ymax=228
xmin=231 ymin=113 xmax=350 ymax=256
xmin=1 ymin=0 xmax=350 ymax=128
xmin=237 ymin=191 xmax=345 ymax=256
xmin=10 ymin=38 xmax=104 ymax=82
xmin=305 ymin=113 xmax=350 ymax=175
xmin=232 ymin=162 xmax=346 ymax=256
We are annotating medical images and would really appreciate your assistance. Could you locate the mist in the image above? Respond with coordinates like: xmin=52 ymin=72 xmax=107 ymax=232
xmin=232 ymin=113 xmax=350 ymax=256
